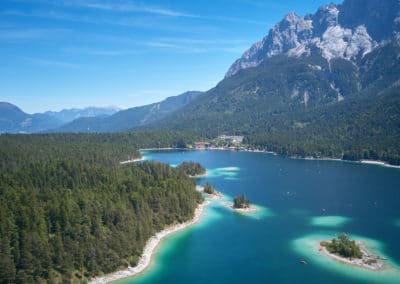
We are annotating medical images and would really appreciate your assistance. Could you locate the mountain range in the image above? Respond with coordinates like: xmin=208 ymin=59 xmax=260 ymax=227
xmin=1 ymin=0 xmax=399 ymax=163
xmin=145 ymin=0 xmax=400 ymax=163
xmin=44 ymin=107 xmax=120 ymax=123
xmin=52 ymin=91 xmax=202 ymax=133
xmin=151 ymin=0 xmax=399 ymax=132
xmin=0 ymin=92 xmax=201 ymax=133
xmin=0 ymin=104 xmax=119 ymax=133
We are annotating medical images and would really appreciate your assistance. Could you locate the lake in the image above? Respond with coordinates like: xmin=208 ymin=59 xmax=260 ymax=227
xmin=118 ymin=150 xmax=400 ymax=284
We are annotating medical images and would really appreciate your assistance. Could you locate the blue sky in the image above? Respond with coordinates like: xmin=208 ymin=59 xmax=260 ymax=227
xmin=0 ymin=0 xmax=341 ymax=113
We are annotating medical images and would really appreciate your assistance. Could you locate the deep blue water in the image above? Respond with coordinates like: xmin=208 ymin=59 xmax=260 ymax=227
xmin=118 ymin=150 xmax=400 ymax=284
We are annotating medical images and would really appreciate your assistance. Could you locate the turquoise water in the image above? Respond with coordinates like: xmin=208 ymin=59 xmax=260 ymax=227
xmin=119 ymin=150 xmax=400 ymax=284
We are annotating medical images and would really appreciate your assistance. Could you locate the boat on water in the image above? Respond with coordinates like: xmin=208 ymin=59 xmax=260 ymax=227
xmin=299 ymin=260 xmax=308 ymax=265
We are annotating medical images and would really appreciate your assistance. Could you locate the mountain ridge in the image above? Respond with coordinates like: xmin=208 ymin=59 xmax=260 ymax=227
xmin=44 ymin=106 xmax=120 ymax=123
xmin=52 ymin=91 xmax=203 ymax=133
xmin=226 ymin=0 xmax=399 ymax=77
xmin=142 ymin=0 xmax=400 ymax=164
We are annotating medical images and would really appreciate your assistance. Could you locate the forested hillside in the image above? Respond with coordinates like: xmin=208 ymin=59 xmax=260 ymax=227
xmin=0 ymin=133 xmax=203 ymax=283
xmin=244 ymin=87 xmax=400 ymax=165
xmin=145 ymin=37 xmax=400 ymax=165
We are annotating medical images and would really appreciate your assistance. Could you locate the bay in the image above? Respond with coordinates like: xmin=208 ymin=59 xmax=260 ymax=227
xmin=118 ymin=150 xmax=400 ymax=284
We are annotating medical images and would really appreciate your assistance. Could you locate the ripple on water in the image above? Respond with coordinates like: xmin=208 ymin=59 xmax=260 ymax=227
xmin=310 ymin=216 xmax=352 ymax=228
xmin=292 ymin=232 xmax=400 ymax=284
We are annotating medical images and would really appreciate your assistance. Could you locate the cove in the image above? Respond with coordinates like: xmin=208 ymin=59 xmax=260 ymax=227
xmin=118 ymin=150 xmax=400 ymax=284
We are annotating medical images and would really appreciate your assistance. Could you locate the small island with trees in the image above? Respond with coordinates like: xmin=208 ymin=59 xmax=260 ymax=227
xmin=223 ymin=193 xmax=258 ymax=213
xmin=233 ymin=194 xmax=250 ymax=209
xmin=320 ymin=233 xmax=386 ymax=270
xmin=196 ymin=182 xmax=223 ymax=200
xmin=204 ymin=182 xmax=216 ymax=194
xmin=177 ymin=161 xmax=206 ymax=177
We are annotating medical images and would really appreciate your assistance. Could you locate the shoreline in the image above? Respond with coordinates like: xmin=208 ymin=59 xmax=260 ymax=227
xmin=139 ymin=148 xmax=400 ymax=169
xmin=196 ymin=185 xmax=223 ymax=200
xmin=360 ymin=160 xmax=400 ymax=169
xmin=221 ymin=201 xmax=258 ymax=213
xmin=120 ymin=157 xmax=146 ymax=164
xmin=90 ymin=200 xmax=209 ymax=284
xmin=140 ymin=147 xmax=184 ymax=151
xmin=319 ymin=240 xmax=386 ymax=271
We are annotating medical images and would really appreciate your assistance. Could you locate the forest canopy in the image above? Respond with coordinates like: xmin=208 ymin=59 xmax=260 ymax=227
xmin=0 ymin=133 xmax=203 ymax=283
xmin=176 ymin=161 xmax=206 ymax=177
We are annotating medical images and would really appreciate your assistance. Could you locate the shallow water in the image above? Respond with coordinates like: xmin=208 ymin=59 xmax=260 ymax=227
xmin=118 ymin=150 xmax=400 ymax=284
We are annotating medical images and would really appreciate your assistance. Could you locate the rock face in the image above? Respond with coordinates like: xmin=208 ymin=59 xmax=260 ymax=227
xmin=226 ymin=0 xmax=399 ymax=77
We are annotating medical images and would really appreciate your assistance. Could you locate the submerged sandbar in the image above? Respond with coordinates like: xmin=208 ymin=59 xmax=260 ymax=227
xmin=310 ymin=216 xmax=352 ymax=227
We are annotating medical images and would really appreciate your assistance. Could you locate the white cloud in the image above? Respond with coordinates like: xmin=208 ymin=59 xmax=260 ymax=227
xmin=22 ymin=57 xmax=82 ymax=69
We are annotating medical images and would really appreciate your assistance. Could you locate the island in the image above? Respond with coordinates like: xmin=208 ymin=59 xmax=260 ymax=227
xmin=320 ymin=233 xmax=385 ymax=270
xmin=196 ymin=183 xmax=223 ymax=200
xmin=233 ymin=194 xmax=250 ymax=209
xmin=222 ymin=193 xmax=258 ymax=213
xmin=177 ymin=161 xmax=206 ymax=177
xmin=204 ymin=182 xmax=215 ymax=194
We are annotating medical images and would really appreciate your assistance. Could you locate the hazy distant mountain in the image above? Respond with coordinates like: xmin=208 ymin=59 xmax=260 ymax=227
xmin=54 ymin=91 xmax=203 ymax=132
xmin=44 ymin=107 xmax=120 ymax=123
xmin=0 ymin=102 xmax=63 ymax=133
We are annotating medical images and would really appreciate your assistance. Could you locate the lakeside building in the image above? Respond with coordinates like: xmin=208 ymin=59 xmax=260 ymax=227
xmin=194 ymin=142 xmax=211 ymax=150
xmin=218 ymin=135 xmax=244 ymax=144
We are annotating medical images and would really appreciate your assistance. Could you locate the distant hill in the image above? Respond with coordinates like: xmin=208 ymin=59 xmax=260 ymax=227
xmin=44 ymin=107 xmax=120 ymax=123
xmin=54 ymin=91 xmax=203 ymax=132
xmin=0 ymin=102 xmax=63 ymax=133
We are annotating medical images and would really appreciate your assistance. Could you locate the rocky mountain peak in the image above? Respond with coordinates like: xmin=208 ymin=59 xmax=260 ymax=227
xmin=312 ymin=4 xmax=339 ymax=36
xmin=226 ymin=0 xmax=399 ymax=77
xmin=283 ymin=12 xmax=301 ymax=22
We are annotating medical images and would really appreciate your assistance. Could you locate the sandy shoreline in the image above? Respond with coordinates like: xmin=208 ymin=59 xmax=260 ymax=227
xmin=90 ymin=201 xmax=209 ymax=284
xmin=140 ymin=148 xmax=184 ymax=151
xmin=221 ymin=201 xmax=258 ymax=213
xmin=196 ymin=185 xmax=223 ymax=200
xmin=360 ymin=160 xmax=400 ymax=169
xmin=120 ymin=157 xmax=146 ymax=164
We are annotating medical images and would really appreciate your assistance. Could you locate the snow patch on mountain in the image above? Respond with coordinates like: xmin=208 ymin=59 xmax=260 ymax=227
xmin=226 ymin=0 xmax=396 ymax=77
